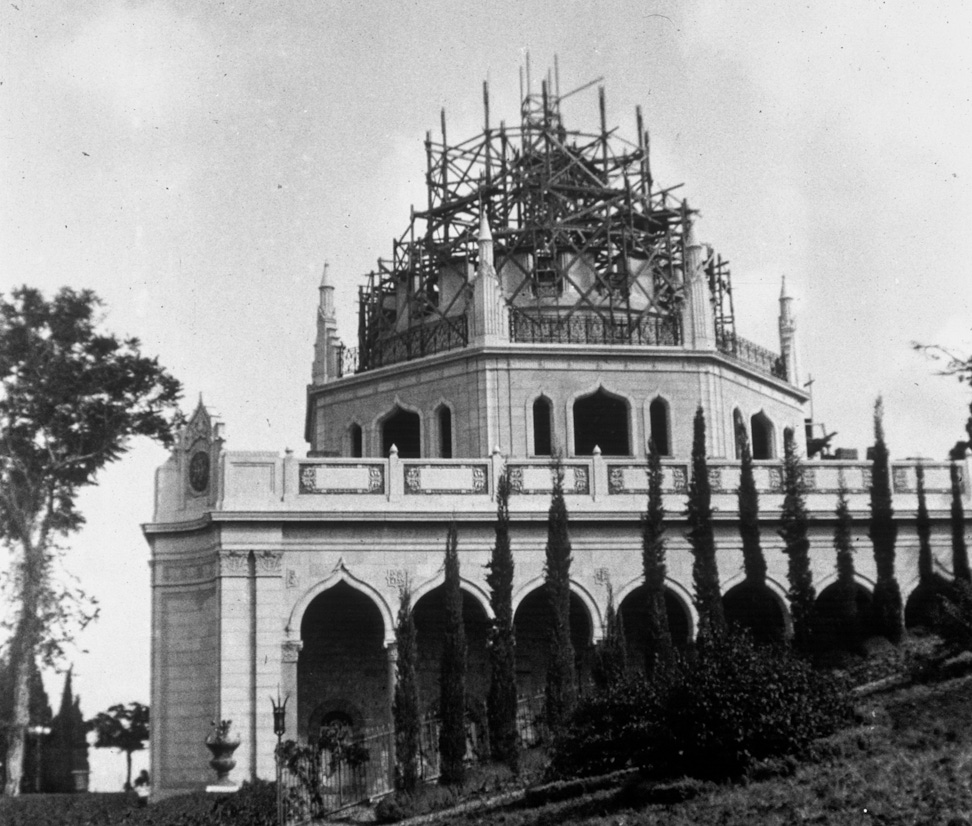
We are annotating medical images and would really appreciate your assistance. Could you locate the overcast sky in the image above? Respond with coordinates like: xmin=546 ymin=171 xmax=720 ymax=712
xmin=2 ymin=1 xmax=970 ymax=790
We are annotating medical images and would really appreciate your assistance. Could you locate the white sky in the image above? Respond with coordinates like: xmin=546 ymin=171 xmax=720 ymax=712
xmin=2 ymin=0 xmax=970 ymax=791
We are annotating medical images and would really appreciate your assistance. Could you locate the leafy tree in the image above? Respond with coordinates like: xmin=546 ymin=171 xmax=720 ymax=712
xmin=392 ymin=586 xmax=420 ymax=794
xmin=779 ymin=427 xmax=816 ymax=654
xmin=1 ymin=286 xmax=182 ymax=795
xmin=48 ymin=668 xmax=88 ymax=793
xmin=686 ymin=406 xmax=726 ymax=640
xmin=438 ymin=522 xmax=466 ymax=786
xmin=868 ymin=398 xmax=903 ymax=643
xmin=87 ymin=702 xmax=149 ymax=791
xmin=592 ymin=584 xmax=627 ymax=690
xmin=544 ymin=456 xmax=577 ymax=734
xmin=948 ymin=442 xmax=971 ymax=583
xmin=485 ymin=471 xmax=518 ymax=771
xmin=642 ymin=439 xmax=674 ymax=675
xmin=736 ymin=422 xmax=767 ymax=585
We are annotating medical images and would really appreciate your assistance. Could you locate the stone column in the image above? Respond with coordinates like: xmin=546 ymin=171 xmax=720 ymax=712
xmin=385 ymin=642 xmax=398 ymax=790
xmin=254 ymin=551 xmax=283 ymax=780
xmin=280 ymin=639 xmax=303 ymax=740
xmin=217 ymin=550 xmax=253 ymax=786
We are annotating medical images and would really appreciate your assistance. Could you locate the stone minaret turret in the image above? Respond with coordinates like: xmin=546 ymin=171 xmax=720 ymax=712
xmin=778 ymin=276 xmax=798 ymax=384
xmin=468 ymin=211 xmax=509 ymax=346
xmin=312 ymin=262 xmax=341 ymax=384
xmin=681 ymin=204 xmax=716 ymax=350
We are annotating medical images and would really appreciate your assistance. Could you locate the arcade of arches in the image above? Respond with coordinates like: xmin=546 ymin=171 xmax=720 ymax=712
xmin=297 ymin=575 xmax=888 ymax=739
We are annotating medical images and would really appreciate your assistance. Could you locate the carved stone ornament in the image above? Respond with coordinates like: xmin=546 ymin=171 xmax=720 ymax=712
xmin=768 ymin=467 xmax=783 ymax=492
xmin=593 ymin=567 xmax=610 ymax=586
xmin=257 ymin=551 xmax=282 ymax=574
xmin=285 ymin=569 xmax=299 ymax=589
xmin=220 ymin=551 xmax=249 ymax=575
xmin=404 ymin=466 xmax=421 ymax=492
xmin=471 ymin=466 xmax=487 ymax=493
xmin=188 ymin=450 xmax=211 ymax=494
xmin=671 ymin=467 xmax=688 ymax=492
xmin=385 ymin=568 xmax=408 ymax=590
xmin=572 ymin=467 xmax=590 ymax=494
xmin=608 ymin=466 xmax=625 ymax=494
xmin=892 ymin=467 xmax=910 ymax=493
xmin=707 ymin=468 xmax=722 ymax=492
xmin=508 ymin=467 xmax=524 ymax=494
xmin=281 ymin=640 xmax=303 ymax=664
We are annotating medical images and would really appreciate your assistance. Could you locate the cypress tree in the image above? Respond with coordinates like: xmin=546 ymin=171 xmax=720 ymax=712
xmin=686 ymin=406 xmax=727 ymax=640
xmin=393 ymin=586 xmax=420 ymax=794
xmin=485 ymin=471 xmax=518 ymax=771
xmin=642 ymin=439 xmax=674 ymax=676
xmin=438 ymin=522 xmax=467 ymax=786
xmin=544 ymin=456 xmax=577 ymax=735
xmin=779 ymin=427 xmax=816 ymax=654
xmin=592 ymin=584 xmax=627 ymax=690
xmin=48 ymin=669 xmax=87 ymax=793
xmin=868 ymin=397 xmax=903 ymax=643
xmin=737 ymin=421 xmax=767 ymax=585
xmin=949 ymin=442 xmax=971 ymax=583
xmin=833 ymin=483 xmax=861 ymax=652
xmin=916 ymin=464 xmax=934 ymax=584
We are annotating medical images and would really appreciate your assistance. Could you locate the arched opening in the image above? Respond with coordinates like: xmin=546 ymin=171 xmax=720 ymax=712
xmin=649 ymin=398 xmax=670 ymax=456
xmin=437 ymin=406 xmax=453 ymax=458
xmin=513 ymin=588 xmax=593 ymax=698
xmin=750 ymin=411 xmax=775 ymax=460
xmin=905 ymin=576 xmax=953 ymax=631
xmin=533 ymin=397 xmax=553 ymax=456
xmin=413 ymin=586 xmax=491 ymax=713
xmin=732 ymin=408 xmax=746 ymax=459
xmin=815 ymin=581 xmax=875 ymax=654
xmin=298 ymin=581 xmax=388 ymax=740
xmin=618 ymin=584 xmax=692 ymax=672
xmin=349 ymin=423 xmax=363 ymax=458
xmin=573 ymin=390 xmax=629 ymax=456
xmin=722 ymin=581 xmax=787 ymax=645
xmin=382 ymin=407 xmax=421 ymax=458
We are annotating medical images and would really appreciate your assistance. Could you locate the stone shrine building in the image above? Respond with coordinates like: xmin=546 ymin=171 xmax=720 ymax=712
xmin=144 ymin=76 xmax=967 ymax=794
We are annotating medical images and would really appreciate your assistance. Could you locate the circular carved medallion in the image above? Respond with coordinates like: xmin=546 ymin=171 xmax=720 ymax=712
xmin=189 ymin=451 xmax=210 ymax=493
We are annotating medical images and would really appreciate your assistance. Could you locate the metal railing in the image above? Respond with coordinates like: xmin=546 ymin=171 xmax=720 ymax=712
xmin=509 ymin=307 xmax=681 ymax=347
xmin=276 ymin=696 xmax=547 ymax=824
xmin=356 ymin=316 xmax=468 ymax=373
xmin=717 ymin=331 xmax=787 ymax=380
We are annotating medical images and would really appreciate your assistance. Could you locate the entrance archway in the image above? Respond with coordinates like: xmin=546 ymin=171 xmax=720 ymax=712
xmin=722 ymin=581 xmax=787 ymax=645
xmin=298 ymin=581 xmax=388 ymax=740
xmin=815 ymin=581 xmax=875 ymax=652
xmin=513 ymin=587 xmax=593 ymax=698
xmin=413 ymin=586 xmax=491 ymax=713
xmin=618 ymin=584 xmax=692 ymax=672
xmin=573 ymin=389 xmax=629 ymax=456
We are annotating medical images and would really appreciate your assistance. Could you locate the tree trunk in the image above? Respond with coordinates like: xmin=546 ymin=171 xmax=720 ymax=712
xmin=125 ymin=751 xmax=133 ymax=791
xmin=3 ymin=624 xmax=34 ymax=796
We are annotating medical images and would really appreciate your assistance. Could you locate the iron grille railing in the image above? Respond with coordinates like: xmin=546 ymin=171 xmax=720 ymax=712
xmin=277 ymin=696 xmax=546 ymax=824
xmin=509 ymin=308 xmax=681 ymax=347
xmin=360 ymin=316 xmax=468 ymax=372
xmin=717 ymin=331 xmax=787 ymax=380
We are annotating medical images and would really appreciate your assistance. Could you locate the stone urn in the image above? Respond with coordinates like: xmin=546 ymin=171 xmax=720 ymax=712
xmin=205 ymin=720 xmax=241 ymax=789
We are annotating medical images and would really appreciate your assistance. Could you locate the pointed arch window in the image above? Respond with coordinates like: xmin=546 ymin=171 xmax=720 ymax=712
xmin=349 ymin=423 xmax=363 ymax=458
xmin=437 ymin=405 xmax=453 ymax=458
xmin=382 ymin=407 xmax=421 ymax=458
xmin=649 ymin=397 xmax=670 ymax=456
xmin=533 ymin=397 xmax=552 ymax=456
xmin=573 ymin=389 xmax=629 ymax=456
xmin=751 ymin=411 xmax=775 ymax=460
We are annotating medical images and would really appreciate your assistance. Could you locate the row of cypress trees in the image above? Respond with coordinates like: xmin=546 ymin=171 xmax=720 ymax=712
xmin=392 ymin=396 xmax=970 ymax=789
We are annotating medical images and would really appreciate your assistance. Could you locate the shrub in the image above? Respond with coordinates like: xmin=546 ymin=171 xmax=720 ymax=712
xmin=549 ymin=631 xmax=853 ymax=783
xmin=651 ymin=633 xmax=852 ymax=779
xmin=547 ymin=678 xmax=663 ymax=780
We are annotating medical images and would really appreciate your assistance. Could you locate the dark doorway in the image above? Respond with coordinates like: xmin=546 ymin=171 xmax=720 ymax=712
xmin=350 ymin=423 xmax=363 ymax=458
xmin=723 ymin=581 xmax=787 ymax=645
xmin=382 ymin=407 xmax=421 ymax=458
xmin=751 ymin=412 xmax=774 ymax=460
xmin=573 ymin=390 xmax=629 ymax=456
xmin=533 ymin=397 xmax=552 ymax=456
xmin=437 ymin=406 xmax=452 ymax=458
xmin=649 ymin=398 xmax=670 ymax=456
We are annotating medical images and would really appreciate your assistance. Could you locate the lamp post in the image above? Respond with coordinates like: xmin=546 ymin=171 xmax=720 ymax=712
xmin=27 ymin=725 xmax=51 ymax=793
xmin=270 ymin=690 xmax=288 ymax=826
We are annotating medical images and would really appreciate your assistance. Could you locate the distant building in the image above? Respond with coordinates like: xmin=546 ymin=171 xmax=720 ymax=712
xmin=144 ymin=75 xmax=967 ymax=793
